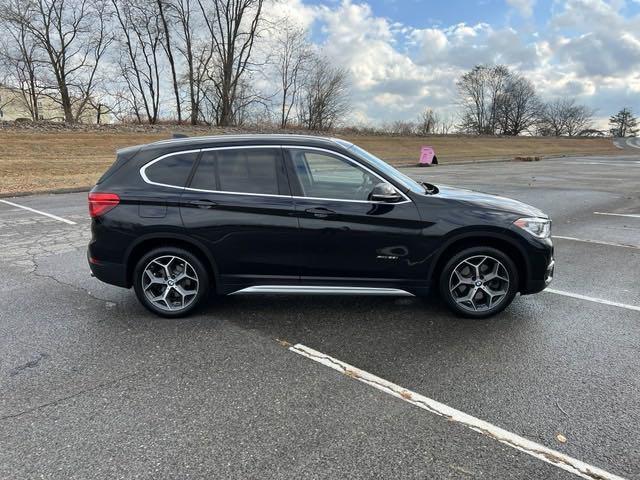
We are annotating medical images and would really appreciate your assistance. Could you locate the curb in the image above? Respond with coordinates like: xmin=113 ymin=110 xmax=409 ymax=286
xmin=0 ymin=186 xmax=91 ymax=199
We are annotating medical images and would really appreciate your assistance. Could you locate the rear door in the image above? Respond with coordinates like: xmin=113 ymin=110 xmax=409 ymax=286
xmin=284 ymin=147 xmax=425 ymax=286
xmin=180 ymin=146 xmax=299 ymax=289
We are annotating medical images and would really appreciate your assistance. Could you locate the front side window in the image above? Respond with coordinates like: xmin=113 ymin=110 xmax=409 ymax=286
xmin=145 ymin=151 xmax=198 ymax=187
xmin=189 ymin=148 xmax=281 ymax=195
xmin=289 ymin=149 xmax=381 ymax=201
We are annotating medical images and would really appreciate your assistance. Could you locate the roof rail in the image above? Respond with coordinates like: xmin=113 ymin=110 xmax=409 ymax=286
xmin=172 ymin=132 xmax=189 ymax=139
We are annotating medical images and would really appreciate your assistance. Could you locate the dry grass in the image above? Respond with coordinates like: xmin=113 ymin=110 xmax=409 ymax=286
xmin=0 ymin=131 xmax=619 ymax=195
xmin=336 ymin=134 xmax=619 ymax=164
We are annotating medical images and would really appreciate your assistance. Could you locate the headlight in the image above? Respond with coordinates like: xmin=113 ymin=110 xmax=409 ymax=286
xmin=514 ymin=217 xmax=551 ymax=239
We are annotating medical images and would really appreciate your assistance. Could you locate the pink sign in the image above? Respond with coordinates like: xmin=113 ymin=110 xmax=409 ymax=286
xmin=419 ymin=146 xmax=437 ymax=166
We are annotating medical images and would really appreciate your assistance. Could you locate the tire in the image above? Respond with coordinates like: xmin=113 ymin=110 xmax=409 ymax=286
xmin=438 ymin=246 xmax=519 ymax=319
xmin=133 ymin=246 xmax=210 ymax=318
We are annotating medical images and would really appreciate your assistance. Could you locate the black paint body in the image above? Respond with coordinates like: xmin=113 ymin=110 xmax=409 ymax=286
xmin=88 ymin=135 xmax=553 ymax=297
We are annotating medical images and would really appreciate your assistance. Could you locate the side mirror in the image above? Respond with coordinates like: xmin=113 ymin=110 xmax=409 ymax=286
xmin=369 ymin=182 xmax=403 ymax=203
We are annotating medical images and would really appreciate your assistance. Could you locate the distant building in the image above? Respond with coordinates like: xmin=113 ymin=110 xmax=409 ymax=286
xmin=0 ymin=84 xmax=109 ymax=123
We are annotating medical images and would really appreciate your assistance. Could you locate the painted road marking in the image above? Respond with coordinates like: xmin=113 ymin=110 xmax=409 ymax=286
xmin=626 ymin=138 xmax=640 ymax=150
xmin=546 ymin=289 xmax=640 ymax=312
xmin=561 ymin=161 xmax=640 ymax=166
xmin=553 ymin=235 xmax=640 ymax=250
xmin=594 ymin=212 xmax=640 ymax=219
xmin=0 ymin=199 xmax=77 ymax=225
xmin=289 ymin=343 xmax=626 ymax=480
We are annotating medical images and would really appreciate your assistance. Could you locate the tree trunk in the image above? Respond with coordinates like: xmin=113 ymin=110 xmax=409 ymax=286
xmin=157 ymin=0 xmax=182 ymax=123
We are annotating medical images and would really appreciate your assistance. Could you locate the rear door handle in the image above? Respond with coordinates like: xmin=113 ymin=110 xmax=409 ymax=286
xmin=305 ymin=207 xmax=336 ymax=218
xmin=189 ymin=199 xmax=217 ymax=209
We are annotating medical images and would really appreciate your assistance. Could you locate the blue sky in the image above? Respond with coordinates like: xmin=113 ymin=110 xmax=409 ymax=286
xmin=362 ymin=0 xmax=550 ymax=27
xmin=274 ymin=0 xmax=640 ymax=128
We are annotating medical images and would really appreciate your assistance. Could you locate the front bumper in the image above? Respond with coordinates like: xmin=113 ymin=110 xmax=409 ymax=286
xmin=522 ymin=255 xmax=555 ymax=295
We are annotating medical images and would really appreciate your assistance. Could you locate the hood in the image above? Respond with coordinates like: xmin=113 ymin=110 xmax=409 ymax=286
xmin=432 ymin=184 xmax=547 ymax=218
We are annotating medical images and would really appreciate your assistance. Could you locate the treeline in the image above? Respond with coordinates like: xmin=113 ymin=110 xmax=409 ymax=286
xmin=0 ymin=0 xmax=349 ymax=127
xmin=375 ymin=65 xmax=636 ymax=138
xmin=0 ymin=1 xmax=637 ymax=136
xmin=457 ymin=65 xmax=596 ymax=137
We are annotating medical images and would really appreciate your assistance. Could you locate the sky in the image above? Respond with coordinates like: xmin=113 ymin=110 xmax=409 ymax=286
xmin=268 ymin=0 xmax=640 ymax=129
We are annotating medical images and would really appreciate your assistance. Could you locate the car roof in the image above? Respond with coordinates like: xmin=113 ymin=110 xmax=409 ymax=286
xmin=142 ymin=134 xmax=352 ymax=152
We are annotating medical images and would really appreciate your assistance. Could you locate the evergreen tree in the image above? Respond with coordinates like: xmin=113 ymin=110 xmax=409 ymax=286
xmin=609 ymin=108 xmax=638 ymax=137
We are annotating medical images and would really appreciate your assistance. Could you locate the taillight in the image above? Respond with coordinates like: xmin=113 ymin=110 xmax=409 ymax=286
xmin=88 ymin=192 xmax=120 ymax=218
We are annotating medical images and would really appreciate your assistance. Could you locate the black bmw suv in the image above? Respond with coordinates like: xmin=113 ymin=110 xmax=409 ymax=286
xmin=88 ymin=134 xmax=554 ymax=318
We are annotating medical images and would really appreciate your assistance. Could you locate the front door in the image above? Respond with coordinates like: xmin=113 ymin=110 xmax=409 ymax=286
xmin=284 ymin=147 xmax=426 ymax=288
xmin=180 ymin=146 xmax=299 ymax=289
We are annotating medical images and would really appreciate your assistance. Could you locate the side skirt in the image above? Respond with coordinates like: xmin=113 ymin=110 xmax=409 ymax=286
xmin=229 ymin=286 xmax=415 ymax=296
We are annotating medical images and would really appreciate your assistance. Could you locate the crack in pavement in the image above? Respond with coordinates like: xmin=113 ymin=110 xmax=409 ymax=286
xmin=9 ymin=353 xmax=49 ymax=377
xmin=25 ymin=247 xmax=118 ymax=305
xmin=0 ymin=373 xmax=139 ymax=422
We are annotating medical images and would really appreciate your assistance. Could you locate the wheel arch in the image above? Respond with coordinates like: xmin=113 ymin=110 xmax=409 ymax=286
xmin=125 ymin=233 xmax=220 ymax=291
xmin=429 ymin=230 xmax=529 ymax=291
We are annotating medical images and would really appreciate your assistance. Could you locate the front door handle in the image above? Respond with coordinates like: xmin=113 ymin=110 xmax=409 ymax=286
xmin=305 ymin=207 xmax=336 ymax=218
xmin=189 ymin=199 xmax=217 ymax=209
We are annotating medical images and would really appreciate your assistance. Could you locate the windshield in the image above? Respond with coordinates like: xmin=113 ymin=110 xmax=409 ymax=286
xmin=346 ymin=144 xmax=425 ymax=194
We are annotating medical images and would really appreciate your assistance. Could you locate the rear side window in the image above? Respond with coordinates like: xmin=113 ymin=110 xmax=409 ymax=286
xmin=189 ymin=150 xmax=217 ymax=190
xmin=144 ymin=152 xmax=198 ymax=187
xmin=190 ymin=148 xmax=282 ymax=195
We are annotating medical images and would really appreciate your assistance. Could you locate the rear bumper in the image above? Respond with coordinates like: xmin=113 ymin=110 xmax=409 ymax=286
xmin=88 ymin=251 xmax=129 ymax=288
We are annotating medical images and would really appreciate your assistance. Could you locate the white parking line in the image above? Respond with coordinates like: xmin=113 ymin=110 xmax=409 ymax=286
xmin=0 ymin=199 xmax=77 ymax=225
xmin=553 ymin=235 xmax=640 ymax=250
xmin=289 ymin=343 xmax=626 ymax=480
xmin=594 ymin=212 xmax=640 ymax=219
xmin=546 ymin=289 xmax=640 ymax=312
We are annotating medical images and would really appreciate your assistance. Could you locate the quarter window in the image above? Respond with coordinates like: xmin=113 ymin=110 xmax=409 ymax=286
xmin=289 ymin=149 xmax=380 ymax=201
xmin=190 ymin=148 xmax=281 ymax=195
xmin=145 ymin=152 xmax=198 ymax=187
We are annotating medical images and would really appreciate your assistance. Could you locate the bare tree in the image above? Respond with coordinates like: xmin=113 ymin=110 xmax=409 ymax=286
xmin=457 ymin=65 xmax=511 ymax=135
xmin=538 ymin=98 xmax=594 ymax=136
xmin=417 ymin=108 xmax=439 ymax=135
xmin=0 ymin=9 xmax=44 ymax=120
xmin=197 ymin=0 xmax=265 ymax=126
xmin=565 ymin=102 xmax=594 ymax=136
xmin=298 ymin=55 xmax=350 ymax=131
xmin=273 ymin=21 xmax=311 ymax=128
xmin=156 ymin=0 xmax=181 ymax=123
xmin=496 ymin=76 xmax=541 ymax=136
xmin=112 ymin=0 xmax=163 ymax=123
xmin=0 ymin=0 xmax=112 ymax=123
xmin=384 ymin=120 xmax=416 ymax=135
xmin=609 ymin=107 xmax=638 ymax=137
xmin=437 ymin=114 xmax=455 ymax=134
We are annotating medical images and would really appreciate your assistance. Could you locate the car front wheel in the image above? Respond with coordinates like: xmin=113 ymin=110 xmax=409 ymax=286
xmin=439 ymin=247 xmax=519 ymax=318
xmin=133 ymin=247 xmax=209 ymax=318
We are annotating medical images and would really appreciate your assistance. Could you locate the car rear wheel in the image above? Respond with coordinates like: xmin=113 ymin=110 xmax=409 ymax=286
xmin=439 ymin=247 xmax=518 ymax=318
xmin=133 ymin=247 xmax=209 ymax=318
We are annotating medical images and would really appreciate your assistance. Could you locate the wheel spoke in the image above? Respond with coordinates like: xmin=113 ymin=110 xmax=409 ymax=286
xmin=484 ymin=262 xmax=508 ymax=282
xmin=143 ymin=270 xmax=166 ymax=290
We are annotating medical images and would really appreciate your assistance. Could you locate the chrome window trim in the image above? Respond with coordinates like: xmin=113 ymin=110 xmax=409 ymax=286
xmin=139 ymin=148 xmax=202 ymax=190
xmin=138 ymin=144 xmax=412 ymax=205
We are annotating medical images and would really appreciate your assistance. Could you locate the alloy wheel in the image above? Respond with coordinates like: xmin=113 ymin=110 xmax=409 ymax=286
xmin=141 ymin=255 xmax=199 ymax=312
xmin=449 ymin=255 xmax=510 ymax=312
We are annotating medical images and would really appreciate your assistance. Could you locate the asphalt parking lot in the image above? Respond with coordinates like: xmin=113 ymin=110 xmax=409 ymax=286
xmin=1 ymin=154 xmax=639 ymax=479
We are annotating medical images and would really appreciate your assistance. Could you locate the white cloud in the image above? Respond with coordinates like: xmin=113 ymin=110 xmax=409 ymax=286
xmin=506 ymin=0 xmax=536 ymax=17
xmin=262 ymin=0 xmax=640 ymax=128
